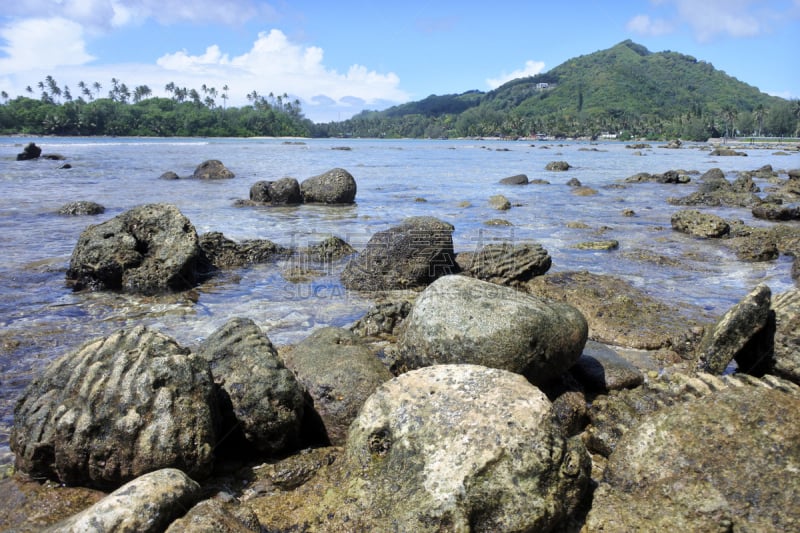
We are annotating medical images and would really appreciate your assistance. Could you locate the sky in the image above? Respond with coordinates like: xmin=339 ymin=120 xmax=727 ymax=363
xmin=1 ymin=0 xmax=798 ymax=123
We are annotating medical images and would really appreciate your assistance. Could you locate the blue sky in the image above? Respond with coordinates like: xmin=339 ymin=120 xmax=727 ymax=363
xmin=1 ymin=0 xmax=798 ymax=122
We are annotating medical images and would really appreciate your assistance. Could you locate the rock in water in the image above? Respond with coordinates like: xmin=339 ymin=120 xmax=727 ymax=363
xmin=249 ymin=178 xmax=302 ymax=205
xmin=196 ymin=318 xmax=305 ymax=454
xmin=10 ymin=326 xmax=216 ymax=489
xmin=300 ymin=168 xmax=357 ymax=204
xmin=16 ymin=142 xmax=41 ymax=160
xmin=456 ymin=242 xmax=551 ymax=285
xmin=193 ymin=159 xmax=234 ymax=179
xmin=499 ymin=173 xmax=529 ymax=185
xmin=670 ymin=209 xmax=730 ymax=238
xmin=66 ymin=203 xmax=201 ymax=293
xmin=341 ymin=217 xmax=457 ymax=291
xmin=339 ymin=365 xmax=590 ymax=531
xmin=46 ymin=469 xmax=201 ymax=533
xmin=397 ymin=275 xmax=588 ymax=385
xmin=57 ymin=201 xmax=105 ymax=216
xmin=165 ymin=498 xmax=261 ymax=533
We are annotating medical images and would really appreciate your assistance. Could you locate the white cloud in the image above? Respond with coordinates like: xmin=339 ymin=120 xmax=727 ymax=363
xmin=626 ymin=14 xmax=674 ymax=36
xmin=0 ymin=17 xmax=95 ymax=72
xmin=486 ymin=60 xmax=546 ymax=90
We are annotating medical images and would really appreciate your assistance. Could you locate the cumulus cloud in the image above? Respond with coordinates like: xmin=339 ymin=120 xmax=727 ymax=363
xmin=486 ymin=60 xmax=546 ymax=90
xmin=626 ymin=14 xmax=674 ymax=36
xmin=0 ymin=17 xmax=95 ymax=72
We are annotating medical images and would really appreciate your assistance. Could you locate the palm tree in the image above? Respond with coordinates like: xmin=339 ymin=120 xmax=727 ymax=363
xmin=221 ymin=85 xmax=229 ymax=111
xmin=753 ymin=104 xmax=767 ymax=137
xmin=721 ymin=104 xmax=738 ymax=140
xmin=25 ymin=86 xmax=33 ymax=95
xmin=92 ymin=81 xmax=102 ymax=99
xmin=133 ymin=85 xmax=152 ymax=103
xmin=1 ymin=90 xmax=8 ymax=103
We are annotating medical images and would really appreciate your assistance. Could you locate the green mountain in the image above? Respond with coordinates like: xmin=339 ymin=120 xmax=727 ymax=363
xmin=319 ymin=40 xmax=797 ymax=140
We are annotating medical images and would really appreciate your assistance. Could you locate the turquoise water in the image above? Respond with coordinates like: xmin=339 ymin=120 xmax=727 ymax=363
xmin=0 ymin=136 xmax=797 ymax=466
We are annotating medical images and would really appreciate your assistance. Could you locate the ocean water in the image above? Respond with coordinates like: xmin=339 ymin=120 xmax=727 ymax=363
xmin=0 ymin=136 xmax=797 ymax=466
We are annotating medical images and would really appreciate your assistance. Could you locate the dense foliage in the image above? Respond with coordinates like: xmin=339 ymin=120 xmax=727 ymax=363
xmin=317 ymin=40 xmax=800 ymax=141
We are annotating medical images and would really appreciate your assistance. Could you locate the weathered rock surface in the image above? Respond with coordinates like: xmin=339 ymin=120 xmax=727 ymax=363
xmin=159 ymin=170 xmax=179 ymax=180
xmin=710 ymin=146 xmax=747 ymax=156
xmin=193 ymin=160 xmax=235 ymax=180
xmin=696 ymin=284 xmax=772 ymax=374
xmin=338 ymin=365 xmax=590 ymax=532
xmin=488 ymin=194 xmax=511 ymax=210
xmin=66 ymin=203 xmax=201 ymax=293
xmin=586 ymin=387 xmax=800 ymax=532
xmin=770 ymin=288 xmax=800 ymax=384
xmin=350 ymin=299 xmax=413 ymax=339
xmin=10 ymin=326 xmax=217 ymax=489
xmin=397 ymin=275 xmax=588 ymax=385
xmin=570 ymin=340 xmax=644 ymax=392
xmin=281 ymin=327 xmax=392 ymax=445
xmin=526 ymin=270 xmax=708 ymax=352
xmin=499 ymin=173 xmax=528 ymax=185
xmin=57 ymin=201 xmax=105 ymax=216
xmin=165 ymin=498 xmax=261 ymax=533
xmin=625 ymin=170 xmax=690 ymax=183
xmin=667 ymin=167 xmax=761 ymax=208
xmin=249 ymin=178 xmax=302 ymax=205
xmin=196 ymin=318 xmax=305 ymax=454
xmin=46 ymin=469 xmax=201 ymax=533
xmin=752 ymin=203 xmax=800 ymax=221
xmin=198 ymin=231 xmax=287 ymax=271
xmin=300 ymin=235 xmax=355 ymax=263
xmin=546 ymin=160 xmax=571 ymax=171
xmin=456 ymin=242 xmax=552 ymax=286
xmin=300 ymin=168 xmax=357 ymax=204
xmin=340 ymin=217 xmax=457 ymax=291
xmin=0 ymin=476 xmax=104 ymax=531
xmin=670 ymin=209 xmax=730 ymax=238
xmin=16 ymin=142 xmax=41 ymax=160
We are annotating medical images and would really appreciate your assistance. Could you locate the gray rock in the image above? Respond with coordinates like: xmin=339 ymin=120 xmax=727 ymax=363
xmin=456 ymin=242 xmax=552 ymax=286
xmin=545 ymin=160 xmax=571 ymax=171
xmin=301 ymin=235 xmax=355 ymax=263
xmin=570 ymin=340 xmax=644 ymax=392
xmin=10 ymin=326 xmax=217 ymax=489
xmin=566 ymin=177 xmax=582 ymax=187
xmin=300 ymin=168 xmax=356 ymax=204
xmin=281 ymin=327 xmax=392 ymax=445
xmin=670 ymin=209 xmax=730 ymax=238
xmin=165 ymin=498 xmax=261 ymax=533
xmin=249 ymin=178 xmax=302 ymax=205
xmin=710 ymin=147 xmax=747 ymax=156
xmin=193 ymin=160 xmax=235 ymax=179
xmin=696 ymin=284 xmax=772 ymax=374
xmin=625 ymin=170 xmax=690 ymax=183
xmin=499 ymin=173 xmax=528 ymax=185
xmin=397 ymin=275 xmax=588 ymax=385
xmin=771 ymin=288 xmax=800 ymax=385
xmin=488 ymin=194 xmax=511 ymax=210
xmin=339 ymin=364 xmax=590 ymax=532
xmin=16 ymin=142 xmax=41 ymax=160
xmin=350 ymin=299 xmax=413 ymax=339
xmin=586 ymin=387 xmax=800 ymax=532
xmin=752 ymin=203 xmax=800 ymax=221
xmin=46 ymin=469 xmax=201 ymax=533
xmin=198 ymin=231 xmax=287 ymax=271
xmin=196 ymin=318 xmax=305 ymax=454
xmin=159 ymin=171 xmax=180 ymax=180
xmin=340 ymin=217 xmax=457 ymax=291
xmin=66 ymin=203 xmax=201 ymax=293
xmin=57 ymin=201 xmax=105 ymax=216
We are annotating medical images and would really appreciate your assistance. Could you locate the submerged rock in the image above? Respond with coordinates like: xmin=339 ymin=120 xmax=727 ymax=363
xmin=198 ymin=231 xmax=288 ymax=271
xmin=499 ymin=173 xmax=528 ymax=185
xmin=57 ymin=201 xmax=105 ymax=216
xmin=300 ymin=168 xmax=357 ymax=204
xmin=545 ymin=160 xmax=571 ymax=171
xmin=193 ymin=159 xmax=235 ymax=179
xmin=488 ymin=194 xmax=511 ymax=210
xmin=249 ymin=177 xmax=302 ymax=205
xmin=16 ymin=142 xmax=41 ymax=160
xmin=670 ymin=209 xmax=730 ymax=238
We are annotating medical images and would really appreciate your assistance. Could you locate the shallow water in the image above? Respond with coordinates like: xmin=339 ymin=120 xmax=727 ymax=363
xmin=0 ymin=136 xmax=797 ymax=466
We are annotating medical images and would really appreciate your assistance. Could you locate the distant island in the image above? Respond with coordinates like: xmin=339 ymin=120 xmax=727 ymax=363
xmin=1 ymin=40 xmax=798 ymax=140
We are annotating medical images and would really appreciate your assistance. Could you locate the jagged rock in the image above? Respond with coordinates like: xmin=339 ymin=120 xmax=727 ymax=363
xmin=300 ymin=168 xmax=357 ymax=204
xmin=350 ymin=299 xmax=413 ymax=339
xmin=193 ymin=160 xmax=235 ymax=179
xmin=16 ymin=142 xmax=41 ymax=160
xmin=57 ymin=201 xmax=105 ymax=216
xmin=47 ymin=469 xmax=201 ymax=533
xmin=301 ymin=235 xmax=355 ymax=263
xmin=340 ymin=217 xmax=457 ymax=291
xmin=726 ymin=227 xmax=780 ymax=262
xmin=281 ymin=327 xmax=392 ymax=445
xmin=625 ymin=170 xmax=690 ymax=183
xmin=670 ymin=209 xmax=730 ymax=238
xmin=667 ymin=168 xmax=761 ymax=208
xmin=663 ymin=139 xmax=682 ymax=149
xmin=731 ymin=173 xmax=759 ymax=193
xmin=198 ymin=231 xmax=287 ymax=271
xmin=488 ymin=194 xmax=511 ymax=210
xmin=249 ymin=178 xmax=302 ymax=205
xmin=66 ymin=203 xmax=201 ymax=293
xmin=397 ymin=275 xmax=588 ymax=385
xmin=570 ymin=341 xmax=644 ymax=392
xmin=10 ymin=326 xmax=217 ymax=489
xmin=196 ymin=318 xmax=305 ymax=454
xmin=575 ymin=239 xmax=619 ymax=250
xmin=165 ymin=498 xmax=261 ymax=532
xmin=456 ymin=242 xmax=551 ymax=286
xmin=0 ymin=477 xmax=104 ymax=531
xmin=752 ymin=203 xmax=800 ymax=221
xmin=586 ymin=387 xmax=800 ymax=532
xmin=770 ymin=288 xmax=800 ymax=385
xmin=499 ymin=173 xmax=528 ymax=185
xmin=545 ymin=160 xmax=571 ymax=171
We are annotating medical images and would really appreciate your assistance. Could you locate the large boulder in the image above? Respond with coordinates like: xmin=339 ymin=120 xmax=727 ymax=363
xmin=45 ymin=469 xmax=201 ymax=533
xmin=16 ymin=142 xmax=41 ymax=160
xmin=196 ymin=318 xmax=305 ymax=455
xmin=340 ymin=217 xmax=457 ymax=291
xmin=585 ymin=386 xmax=800 ymax=532
xmin=300 ymin=168 xmax=357 ymax=204
xmin=249 ymin=178 xmax=302 ymax=205
xmin=10 ymin=326 xmax=217 ymax=489
xmin=193 ymin=159 xmax=234 ymax=179
xmin=66 ymin=203 xmax=201 ymax=293
xmin=670 ymin=209 xmax=730 ymax=238
xmin=280 ymin=327 xmax=392 ymax=445
xmin=456 ymin=242 xmax=551 ymax=286
xmin=397 ymin=275 xmax=588 ymax=385
xmin=770 ymin=288 xmax=800 ymax=384
xmin=338 ymin=365 xmax=590 ymax=531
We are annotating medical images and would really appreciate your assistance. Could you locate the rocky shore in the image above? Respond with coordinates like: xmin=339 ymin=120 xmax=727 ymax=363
xmin=2 ymin=148 xmax=800 ymax=532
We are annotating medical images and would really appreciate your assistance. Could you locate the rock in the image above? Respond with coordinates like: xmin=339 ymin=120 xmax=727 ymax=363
xmin=499 ymin=173 xmax=528 ymax=185
xmin=16 ymin=142 xmax=41 ymax=160
xmin=456 ymin=242 xmax=552 ymax=286
xmin=770 ymin=288 xmax=800 ymax=385
xmin=350 ymin=299 xmax=413 ymax=339
xmin=196 ymin=318 xmax=305 ymax=455
xmin=159 ymin=171 xmax=180 ymax=180
xmin=339 ymin=365 xmax=590 ymax=532
xmin=281 ymin=327 xmax=392 ymax=445
xmin=165 ymin=497 xmax=261 ymax=532
xmin=193 ymin=160 xmax=235 ymax=179
xmin=710 ymin=147 xmax=747 ymax=156
xmin=732 ymin=173 xmax=759 ymax=193
xmin=198 ymin=231 xmax=287 ymax=271
xmin=10 ymin=326 xmax=216 ymax=489
xmin=66 ymin=203 xmax=201 ymax=293
xmin=575 ymin=239 xmax=619 ymax=250
xmin=626 ymin=143 xmax=652 ymax=149
xmin=625 ymin=170 xmax=690 ymax=184
xmin=566 ymin=177 xmax=582 ymax=187
xmin=46 ymin=469 xmax=201 ymax=533
xmin=545 ymin=160 xmax=571 ymax=171
xmin=300 ymin=235 xmax=355 ymax=263
xmin=59 ymin=163 xmax=72 ymax=169
xmin=488 ymin=194 xmax=511 ymax=210
xmin=0 ymin=476 xmax=105 ymax=531
xmin=667 ymin=168 xmax=762 ymax=208
xmin=300 ymin=168 xmax=357 ymax=204
xmin=249 ymin=178 xmax=302 ymax=205
xmin=526 ymin=270 xmax=707 ymax=352
xmin=663 ymin=139 xmax=682 ymax=149
xmin=57 ymin=201 xmax=105 ymax=216
xmin=793 ymin=256 xmax=800 ymax=282
xmin=340 ymin=217 xmax=457 ymax=291
xmin=585 ymin=387 xmax=800 ymax=532
xmin=670 ymin=209 xmax=730 ymax=238
xmin=752 ymin=203 xmax=800 ymax=221
xmin=570 ymin=340 xmax=644 ymax=392
xmin=397 ymin=275 xmax=588 ymax=385
xmin=572 ymin=186 xmax=598 ymax=196
xmin=483 ymin=218 xmax=512 ymax=226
